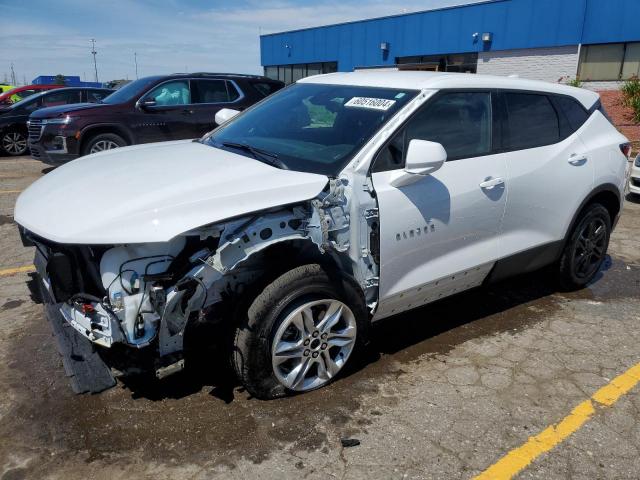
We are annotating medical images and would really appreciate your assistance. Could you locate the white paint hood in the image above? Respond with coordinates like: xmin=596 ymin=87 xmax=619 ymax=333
xmin=15 ymin=140 xmax=328 ymax=244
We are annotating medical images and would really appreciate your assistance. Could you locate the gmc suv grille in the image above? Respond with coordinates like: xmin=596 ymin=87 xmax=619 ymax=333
xmin=28 ymin=119 xmax=44 ymax=141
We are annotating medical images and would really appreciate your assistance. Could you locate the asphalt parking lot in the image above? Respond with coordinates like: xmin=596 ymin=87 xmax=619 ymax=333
xmin=1 ymin=155 xmax=639 ymax=480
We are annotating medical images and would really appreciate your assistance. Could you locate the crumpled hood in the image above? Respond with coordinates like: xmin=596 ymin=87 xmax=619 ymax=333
xmin=15 ymin=140 xmax=329 ymax=244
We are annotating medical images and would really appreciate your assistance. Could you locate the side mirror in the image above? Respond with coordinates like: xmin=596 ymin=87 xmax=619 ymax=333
xmin=215 ymin=108 xmax=240 ymax=125
xmin=390 ymin=140 xmax=447 ymax=187
xmin=140 ymin=98 xmax=157 ymax=109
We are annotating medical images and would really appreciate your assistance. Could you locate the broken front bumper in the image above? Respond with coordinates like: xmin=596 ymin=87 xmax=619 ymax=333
xmin=35 ymin=250 xmax=117 ymax=393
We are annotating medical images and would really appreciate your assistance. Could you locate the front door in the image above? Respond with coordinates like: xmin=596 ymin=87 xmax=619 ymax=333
xmin=134 ymin=79 xmax=195 ymax=143
xmin=371 ymin=91 xmax=508 ymax=320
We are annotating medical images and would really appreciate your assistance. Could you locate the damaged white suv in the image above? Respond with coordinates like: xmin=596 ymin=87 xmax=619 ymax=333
xmin=15 ymin=71 xmax=629 ymax=398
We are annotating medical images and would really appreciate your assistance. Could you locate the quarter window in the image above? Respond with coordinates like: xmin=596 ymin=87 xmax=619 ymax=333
xmin=553 ymin=96 xmax=589 ymax=134
xmin=146 ymin=80 xmax=191 ymax=106
xmin=252 ymin=82 xmax=281 ymax=97
xmin=504 ymin=93 xmax=559 ymax=150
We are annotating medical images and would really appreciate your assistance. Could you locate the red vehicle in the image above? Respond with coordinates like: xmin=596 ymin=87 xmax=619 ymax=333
xmin=0 ymin=85 xmax=64 ymax=106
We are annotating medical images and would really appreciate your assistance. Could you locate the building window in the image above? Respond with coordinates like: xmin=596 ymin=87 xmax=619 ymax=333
xmin=264 ymin=62 xmax=338 ymax=84
xmin=396 ymin=53 xmax=478 ymax=73
xmin=579 ymin=42 xmax=640 ymax=81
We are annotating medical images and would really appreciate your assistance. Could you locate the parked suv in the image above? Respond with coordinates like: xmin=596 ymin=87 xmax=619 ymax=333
xmin=0 ymin=87 xmax=113 ymax=156
xmin=16 ymin=71 xmax=629 ymax=397
xmin=27 ymin=73 xmax=284 ymax=164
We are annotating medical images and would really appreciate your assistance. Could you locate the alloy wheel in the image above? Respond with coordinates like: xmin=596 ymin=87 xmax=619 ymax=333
xmin=573 ymin=217 xmax=607 ymax=280
xmin=271 ymin=299 xmax=357 ymax=392
xmin=89 ymin=140 xmax=120 ymax=153
xmin=2 ymin=132 xmax=27 ymax=155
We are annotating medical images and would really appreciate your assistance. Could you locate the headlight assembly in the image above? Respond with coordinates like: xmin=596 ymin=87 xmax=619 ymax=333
xmin=43 ymin=116 xmax=72 ymax=125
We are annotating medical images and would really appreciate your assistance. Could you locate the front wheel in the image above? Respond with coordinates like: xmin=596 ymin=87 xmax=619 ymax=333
xmin=557 ymin=203 xmax=611 ymax=290
xmin=1 ymin=130 xmax=28 ymax=156
xmin=233 ymin=264 xmax=368 ymax=399
xmin=83 ymin=133 xmax=126 ymax=156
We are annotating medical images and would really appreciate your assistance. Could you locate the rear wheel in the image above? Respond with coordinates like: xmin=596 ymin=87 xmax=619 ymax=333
xmin=558 ymin=203 xmax=611 ymax=290
xmin=1 ymin=130 xmax=28 ymax=156
xmin=232 ymin=264 xmax=367 ymax=399
xmin=83 ymin=133 xmax=126 ymax=156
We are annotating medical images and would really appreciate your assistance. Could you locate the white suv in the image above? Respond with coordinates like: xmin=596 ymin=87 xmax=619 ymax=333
xmin=15 ymin=71 xmax=629 ymax=398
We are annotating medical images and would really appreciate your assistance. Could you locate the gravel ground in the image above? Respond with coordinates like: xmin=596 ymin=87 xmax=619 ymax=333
xmin=1 ymin=155 xmax=639 ymax=480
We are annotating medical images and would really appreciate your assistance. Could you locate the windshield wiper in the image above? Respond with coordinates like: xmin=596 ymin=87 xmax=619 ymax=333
xmin=220 ymin=141 xmax=287 ymax=170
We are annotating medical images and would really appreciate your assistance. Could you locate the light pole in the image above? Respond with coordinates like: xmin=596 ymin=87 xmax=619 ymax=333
xmin=134 ymin=52 xmax=138 ymax=79
xmin=90 ymin=39 xmax=99 ymax=83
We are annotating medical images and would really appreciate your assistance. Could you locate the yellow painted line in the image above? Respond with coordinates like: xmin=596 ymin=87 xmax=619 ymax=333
xmin=0 ymin=265 xmax=35 ymax=276
xmin=473 ymin=363 xmax=640 ymax=480
xmin=0 ymin=190 xmax=22 ymax=194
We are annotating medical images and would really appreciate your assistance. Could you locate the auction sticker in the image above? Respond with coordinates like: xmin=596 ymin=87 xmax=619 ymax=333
xmin=344 ymin=97 xmax=396 ymax=111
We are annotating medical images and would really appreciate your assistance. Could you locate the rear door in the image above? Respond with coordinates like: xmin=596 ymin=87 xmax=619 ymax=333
xmin=497 ymin=91 xmax=593 ymax=260
xmin=371 ymin=90 xmax=508 ymax=319
xmin=190 ymin=79 xmax=244 ymax=136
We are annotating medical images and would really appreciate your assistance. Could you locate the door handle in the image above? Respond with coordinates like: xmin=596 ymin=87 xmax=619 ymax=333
xmin=568 ymin=154 xmax=588 ymax=166
xmin=479 ymin=177 xmax=504 ymax=189
xmin=182 ymin=109 xmax=194 ymax=115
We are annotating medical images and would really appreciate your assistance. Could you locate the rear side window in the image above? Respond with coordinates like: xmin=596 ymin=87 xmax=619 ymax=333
xmin=42 ymin=90 xmax=82 ymax=107
xmin=192 ymin=80 xmax=240 ymax=104
xmin=553 ymin=96 xmax=589 ymax=133
xmin=504 ymin=93 xmax=559 ymax=150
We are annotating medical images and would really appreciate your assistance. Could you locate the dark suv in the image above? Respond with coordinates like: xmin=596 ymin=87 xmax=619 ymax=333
xmin=1 ymin=87 xmax=113 ymax=156
xmin=28 ymin=73 xmax=284 ymax=164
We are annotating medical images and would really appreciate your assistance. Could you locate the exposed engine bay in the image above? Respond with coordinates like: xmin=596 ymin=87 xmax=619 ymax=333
xmin=24 ymin=177 xmax=380 ymax=383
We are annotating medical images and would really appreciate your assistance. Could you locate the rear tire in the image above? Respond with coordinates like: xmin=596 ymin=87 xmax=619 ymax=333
xmin=82 ymin=133 xmax=126 ymax=156
xmin=557 ymin=203 xmax=611 ymax=290
xmin=232 ymin=264 xmax=368 ymax=399
xmin=1 ymin=130 xmax=28 ymax=156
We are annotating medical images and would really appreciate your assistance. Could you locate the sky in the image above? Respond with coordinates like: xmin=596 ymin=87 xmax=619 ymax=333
xmin=0 ymin=0 xmax=481 ymax=84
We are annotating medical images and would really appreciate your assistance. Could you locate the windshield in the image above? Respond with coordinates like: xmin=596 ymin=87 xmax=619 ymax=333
xmin=206 ymin=83 xmax=418 ymax=176
xmin=101 ymin=77 xmax=160 ymax=104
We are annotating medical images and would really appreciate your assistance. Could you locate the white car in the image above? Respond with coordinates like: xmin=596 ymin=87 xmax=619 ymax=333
xmin=15 ymin=71 xmax=630 ymax=398
xmin=630 ymin=153 xmax=640 ymax=196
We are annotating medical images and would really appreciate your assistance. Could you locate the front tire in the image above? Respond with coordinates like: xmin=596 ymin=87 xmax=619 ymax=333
xmin=82 ymin=133 xmax=126 ymax=156
xmin=233 ymin=264 xmax=368 ymax=399
xmin=558 ymin=203 xmax=611 ymax=290
xmin=1 ymin=130 xmax=28 ymax=156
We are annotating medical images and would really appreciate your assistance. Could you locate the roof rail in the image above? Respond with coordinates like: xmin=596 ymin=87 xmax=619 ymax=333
xmin=168 ymin=72 xmax=267 ymax=78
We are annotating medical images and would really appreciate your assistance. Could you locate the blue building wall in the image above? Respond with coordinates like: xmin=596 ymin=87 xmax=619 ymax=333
xmin=32 ymin=75 xmax=103 ymax=88
xmin=260 ymin=0 xmax=640 ymax=70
